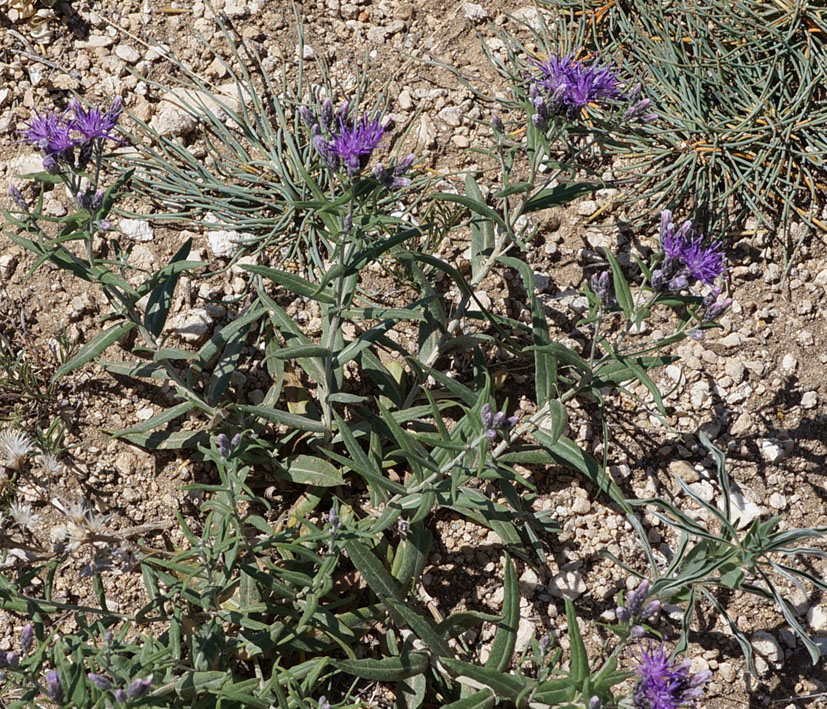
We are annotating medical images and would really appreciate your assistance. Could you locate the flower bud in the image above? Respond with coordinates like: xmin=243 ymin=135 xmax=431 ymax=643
xmin=299 ymin=106 xmax=317 ymax=129
xmin=45 ymin=670 xmax=63 ymax=702
xmin=127 ymin=677 xmax=152 ymax=698
xmin=42 ymin=155 xmax=59 ymax=174
xmin=491 ymin=115 xmax=504 ymax=135
xmin=88 ymin=673 xmax=111 ymax=690
xmin=616 ymin=606 xmax=630 ymax=623
xmin=92 ymin=190 xmax=105 ymax=211
xmin=8 ymin=184 xmax=28 ymax=211
xmin=589 ymin=696 xmax=601 ymax=709
xmin=630 ymin=625 xmax=645 ymax=638
xmin=21 ymin=624 xmax=33 ymax=653
xmin=5 ymin=652 xmax=18 ymax=668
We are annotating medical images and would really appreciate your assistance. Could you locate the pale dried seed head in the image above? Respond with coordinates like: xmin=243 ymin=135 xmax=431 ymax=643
xmin=9 ymin=501 xmax=39 ymax=531
xmin=0 ymin=429 xmax=35 ymax=471
xmin=39 ymin=454 xmax=64 ymax=477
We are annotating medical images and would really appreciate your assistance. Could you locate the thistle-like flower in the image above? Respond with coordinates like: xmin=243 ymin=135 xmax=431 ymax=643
xmin=534 ymin=53 xmax=623 ymax=121
xmin=68 ymin=97 xmax=123 ymax=144
xmin=0 ymin=429 xmax=35 ymax=470
xmin=39 ymin=453 xmax=64 ymax=477
xmin=305 ymin=101 xmax=394 ymax=179
xmin=632 ymin=643 xmax=710 ymax=709
xmin=655 ymin=211 xmax=725 ymax=289
xmin=20 ymin=110 xmax=75 ymax=156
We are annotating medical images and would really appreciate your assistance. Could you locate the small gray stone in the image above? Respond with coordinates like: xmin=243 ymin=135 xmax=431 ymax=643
xmin=549 ymin=570 xmax=585 ymax=600
xmin=577 ymin=200 xmax=597 ymax=216
xmin=114 ymin=44 xmax=141 ymax=64
xmin=669 ymin=460 xmax=699 ymax=484
xmin=464 ymin=2 xmax=488 ymax=21
xmin=120 ymin=218 xmax=154 ymax=242
xmin=415 ymin=114 xmax=437 ymax=148
xmin=730 ymin=412 xmax=752 ymax=436
xmin=169 ymin=308 xmax=213 ymax=343
xmin=719 ymin=332 xmax=744 ymax=348
xmin=438 ymin=106 xmax=462 ymax=127
xmin=718 ymin=662 xmax=736 ymax=682
xmin=781 ymin=353 xmax=798 ymax=372
xmin=768 ymin=493 xmax=786 ymax=510
xmin=801 ymin=391 xmax=818 ymax=409
xmin=367 ymin=26 xmax=388 ymax=43
xmin=398 ymin=89 xmax=413 ymax=111
xmin=751 ymin=631 xmax=783 ymax=667
xmin=808 ymin=605 xmax=827 ymax=631
xmin=725 ymin=360 xmax=745 ymax=383
xmin=760 ymin=438 xmax=790 ymax=463
xmin=571 ymin=498 xmax=590 ymax=515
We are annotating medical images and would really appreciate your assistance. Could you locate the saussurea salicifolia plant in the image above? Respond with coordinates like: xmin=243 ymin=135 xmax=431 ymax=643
xmin=3 ymin=15 xmax=824 ymax=708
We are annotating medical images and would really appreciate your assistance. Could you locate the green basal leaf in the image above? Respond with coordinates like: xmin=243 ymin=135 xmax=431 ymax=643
xmin=282 ymin=455 xmax=344 ymax=487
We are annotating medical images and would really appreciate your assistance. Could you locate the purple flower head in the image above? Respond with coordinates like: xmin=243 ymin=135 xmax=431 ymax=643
xmin=318 ymin=697 xmax=331 ymax=709
xmin=680 ymin=234 xmax=725 ymax=286
xmin=328 ymin=112 xmax=386 ymax=177
xmin=69 ymin=98 xmax=123 ymax=144
xmin=127 ymin=677 xmax=152 ymax=698
xmin=589 ymin=697 xmax=601 ymax=709
xmin=632 ymin=643 xmax=710 ymax=709
xmin=45 ymin=670 xmax=63 ymax=702
xmin=535 ymin=53 xmax=622 ymax=121
xmin=21 ymin=110 xmax=75 ymax=156
xmin=88 ymin=673 xmax=111 ymax=690
xmin=657 ymin=211 xmax=726 ymax=287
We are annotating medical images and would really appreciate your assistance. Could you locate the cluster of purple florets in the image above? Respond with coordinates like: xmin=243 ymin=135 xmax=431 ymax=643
xmin=632 ymin=642 xmax=711 ymax=709
xmin=529 ymin=53 xmax=657 ymax=127
xmin=480 ymin=403 xmax=519 ymax=441
xmin=20 ymin=98 xmax=122 ymax=174
xmin=653 ymin=210 xmax=731 ymax=323
xmin=300 ymin=99 xmax=414 ymax=186
xmin=616 ymin=579 xmax=661 ymax=633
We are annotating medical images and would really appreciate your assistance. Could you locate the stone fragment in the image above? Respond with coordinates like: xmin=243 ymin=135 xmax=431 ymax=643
xmin=120 ymin=218 xmax=154 ymax=242
xmin=801 ymin=391 xmax=818 ymax=409
xmin=577 ymin=200 xmax=597 ymax=216
xmin=169 ymin=308 xmax=213 ymax=343
xmin=760 ymin=438 xmax=791 ymax=463
xmin=768 ymin=493 xmax=786 ymax=510
xmin=751 ymin=631 xmax=783 ymax=667
xmin=114 ymin=44 xmax=141 ymax=64
xmin=571 ymin=497 xmax=590 ymax=515
xmin=729 ymin=412 xmax=752 ymax=436
xmin=549 ymin=570 xmax=585 ymax=600
xmin=808 ymin=605 xmax=827 ymax=631
xmin=438 ymin=106 xmax=462 ymax=127
xmin=415 ymin=114 xmax=437 ymax=148
xmin=669 ymin=460 xmax=699 ymax=484
xmin=464 ymin=2 xmax=488 ymax=21
xmin=781 ymin=353 xmax=798 ymax=372
xmin=726 ymin=488 xmax=767 ymax=529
